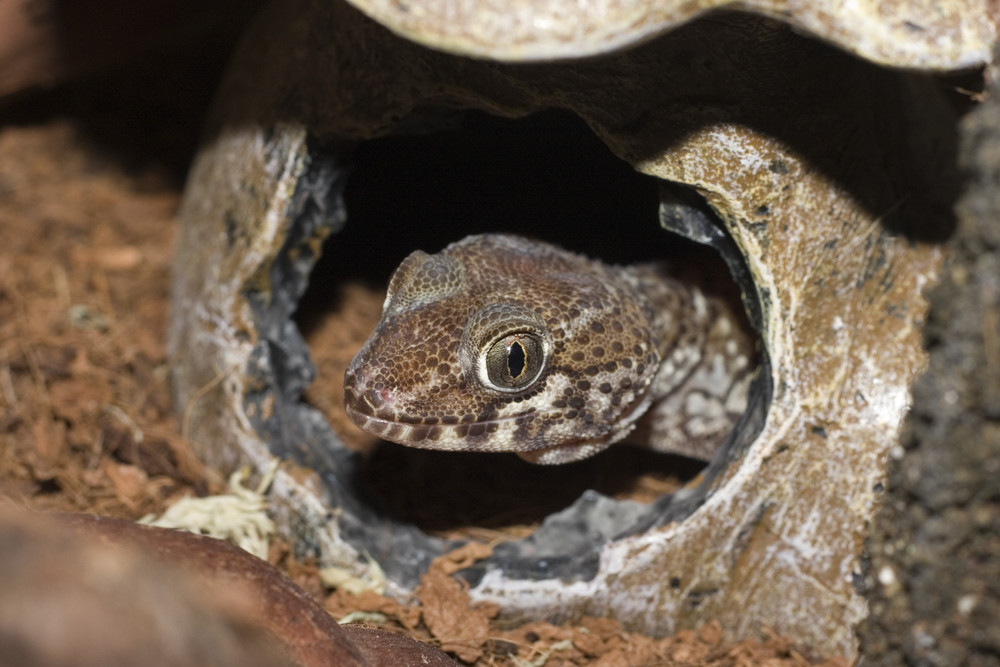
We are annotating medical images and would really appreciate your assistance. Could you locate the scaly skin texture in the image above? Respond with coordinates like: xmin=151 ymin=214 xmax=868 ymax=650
xmin=344 ymin=234 xmax=754 ymax=464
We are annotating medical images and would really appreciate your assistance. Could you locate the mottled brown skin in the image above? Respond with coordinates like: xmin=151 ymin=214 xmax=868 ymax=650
xmin=345 ymin=234 xmax=753 ymax=464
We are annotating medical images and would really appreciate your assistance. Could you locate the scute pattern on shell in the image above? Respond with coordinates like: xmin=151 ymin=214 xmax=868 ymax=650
xmin=345 ymin=234 xmax=754 ymax=464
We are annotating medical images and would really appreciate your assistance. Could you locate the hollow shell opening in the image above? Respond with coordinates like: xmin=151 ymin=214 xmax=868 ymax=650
xmin=296 ymin=109 xmax=762 ymax=537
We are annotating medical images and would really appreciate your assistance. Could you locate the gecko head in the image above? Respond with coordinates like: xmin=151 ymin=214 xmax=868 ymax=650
xmin=344 ymin=234 xmax=662 ymax=464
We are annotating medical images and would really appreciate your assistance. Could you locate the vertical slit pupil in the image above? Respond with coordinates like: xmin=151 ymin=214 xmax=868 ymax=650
xmin=507 ymin=341 xmax=526 ymax=379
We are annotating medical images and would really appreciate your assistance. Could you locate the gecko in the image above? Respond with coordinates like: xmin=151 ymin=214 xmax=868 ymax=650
xmin=344 ymin=234 xmax=755 ymax=465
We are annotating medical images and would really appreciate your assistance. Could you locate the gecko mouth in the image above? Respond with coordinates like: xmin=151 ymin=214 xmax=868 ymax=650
xmin=343 ymin=365 xmax=540 ymax=447
xmin=345 ymin=403 xmax=545 ymax=452
xmin=344 ymin=382 xmax=550 ymax=452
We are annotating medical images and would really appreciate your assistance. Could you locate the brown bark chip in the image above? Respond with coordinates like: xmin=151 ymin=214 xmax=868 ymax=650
xmin=416 ymin=544 xmax=497 ymax=663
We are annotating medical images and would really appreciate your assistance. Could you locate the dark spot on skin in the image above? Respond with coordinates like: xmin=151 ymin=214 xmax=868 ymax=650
xmin=599 ymin=382 xmax=612 ymax=393
xmin=621 ymin=359 xmax=633 ymax=369
xmin=460 ymin=414 xmax=475 ymax=423
xmin=553 ymin=399 xmax=568 ymax=408
xmin=438 ymin=362 xmax=450 ymax=374
xmin=590 ymin=321 xmax=605 ymax=333
xmin=455 ymin=423 xmax=470 ymax=437
xmin=611 ymin=395 xmax=622 ymax=406
xmin=585 ymin=366 xmax=600 ymax=376
xmin=620 ymin=379 xmax=632 ymax=389
xmin=611 ymin=341 xmax=624 ymax=353
xmin=577 ymin=380 xmax=591 ymax=390
xmin=568 ymin=397 xmax=585 ymax=409
xmin=566 ymin=411 xmax=578 ymax=419
xmin=592 ymin=347 xmax=605 ymax=357
xmin=441 ymin=415 xmax=459 ymax=424
xmin=636 ymin=363 xmax=645 ymax=374
xmin=468 ymin=423 xmax=486 ymax=437
xmin=571 ymin=351 xmax=585 ymax=362
xmin=584 ymin=414 xmax=594 ymax=424
xmin=399 ymin=414 xmax=422 ymax=424
xmin=410 ymin=425 xmax=430 ymax=440
xmin=603 ymin=361 xmax=617 ymax=372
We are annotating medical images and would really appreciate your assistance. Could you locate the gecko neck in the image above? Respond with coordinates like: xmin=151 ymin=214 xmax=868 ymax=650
xmin=622 ymin=263 xmax=755 ymax=461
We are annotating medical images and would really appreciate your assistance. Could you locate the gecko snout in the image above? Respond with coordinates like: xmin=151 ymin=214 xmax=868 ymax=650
xmin=344 ymin=365 xmax=395 ymax=414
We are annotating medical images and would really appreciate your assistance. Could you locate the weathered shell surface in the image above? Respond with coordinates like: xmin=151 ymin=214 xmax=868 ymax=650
xmin=344 ymin=0 xmax=996 ymax=67
xmin=169 ymin=0 xmax=994 ymax=659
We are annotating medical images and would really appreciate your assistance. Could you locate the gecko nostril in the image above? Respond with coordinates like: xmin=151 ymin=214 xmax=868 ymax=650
xmin=366 ymin=387 xmax=393 ymax=408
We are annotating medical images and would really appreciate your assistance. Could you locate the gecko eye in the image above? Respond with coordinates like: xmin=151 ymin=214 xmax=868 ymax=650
xmin=484 ymin=333 xmax=545 ymax=390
